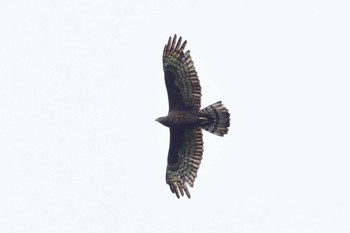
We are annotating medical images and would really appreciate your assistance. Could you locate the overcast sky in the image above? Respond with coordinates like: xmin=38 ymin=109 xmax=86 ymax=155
xmin=1 ymin=0 xmax=349 ymax=232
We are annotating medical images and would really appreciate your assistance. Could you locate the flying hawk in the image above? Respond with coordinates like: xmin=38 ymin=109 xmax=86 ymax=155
xmin=156 ymin=35 xmax=230 ymax=198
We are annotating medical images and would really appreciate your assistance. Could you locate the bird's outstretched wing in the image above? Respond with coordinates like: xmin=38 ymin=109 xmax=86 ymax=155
xmin=163 ymin=35 xmax=201 ymax=111
xmin=166 ymin=128 xmax=203 ymax=198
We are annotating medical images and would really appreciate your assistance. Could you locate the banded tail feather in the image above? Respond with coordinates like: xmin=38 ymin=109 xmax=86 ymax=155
xmin=200 ymin=101 xmax=230 ymax=136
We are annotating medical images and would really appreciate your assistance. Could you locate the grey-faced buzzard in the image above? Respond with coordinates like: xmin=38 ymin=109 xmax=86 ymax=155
xmin=156 ymin=35 xmax=230 ymax=199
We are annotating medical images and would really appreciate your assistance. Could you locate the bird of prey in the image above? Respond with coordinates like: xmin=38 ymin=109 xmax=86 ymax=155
xmin=156 ymin=35 xmax=230 ymax=199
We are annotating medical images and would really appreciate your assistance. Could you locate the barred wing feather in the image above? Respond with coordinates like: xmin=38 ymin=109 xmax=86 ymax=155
xmin=166 ymin=128 xmax=203 ymax=198
xmin=163 ymin=35 xmax=202 ymax=111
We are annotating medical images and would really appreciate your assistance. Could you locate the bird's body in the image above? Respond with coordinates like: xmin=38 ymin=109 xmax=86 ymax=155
xmin=156 ymin=35 xmax=230 ymax=198
xmin=156 ymin=110 xmax=210 ymax=128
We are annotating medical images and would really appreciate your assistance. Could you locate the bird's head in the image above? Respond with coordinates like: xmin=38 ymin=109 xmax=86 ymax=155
xmin=155 ymin=116 xmax=168 ymax=126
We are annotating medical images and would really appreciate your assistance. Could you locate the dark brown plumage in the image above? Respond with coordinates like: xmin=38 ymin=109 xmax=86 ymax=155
xmin=156 ymin=35 xmax=230 ymax=198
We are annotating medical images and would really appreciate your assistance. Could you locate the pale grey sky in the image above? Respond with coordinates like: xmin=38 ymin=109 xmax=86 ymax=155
xmin=0 ymin=0 xmax=349 ymax=232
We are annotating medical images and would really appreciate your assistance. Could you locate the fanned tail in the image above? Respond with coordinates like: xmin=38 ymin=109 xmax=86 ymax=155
xmin=200 ymin=101 xmax=230 ymax=136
